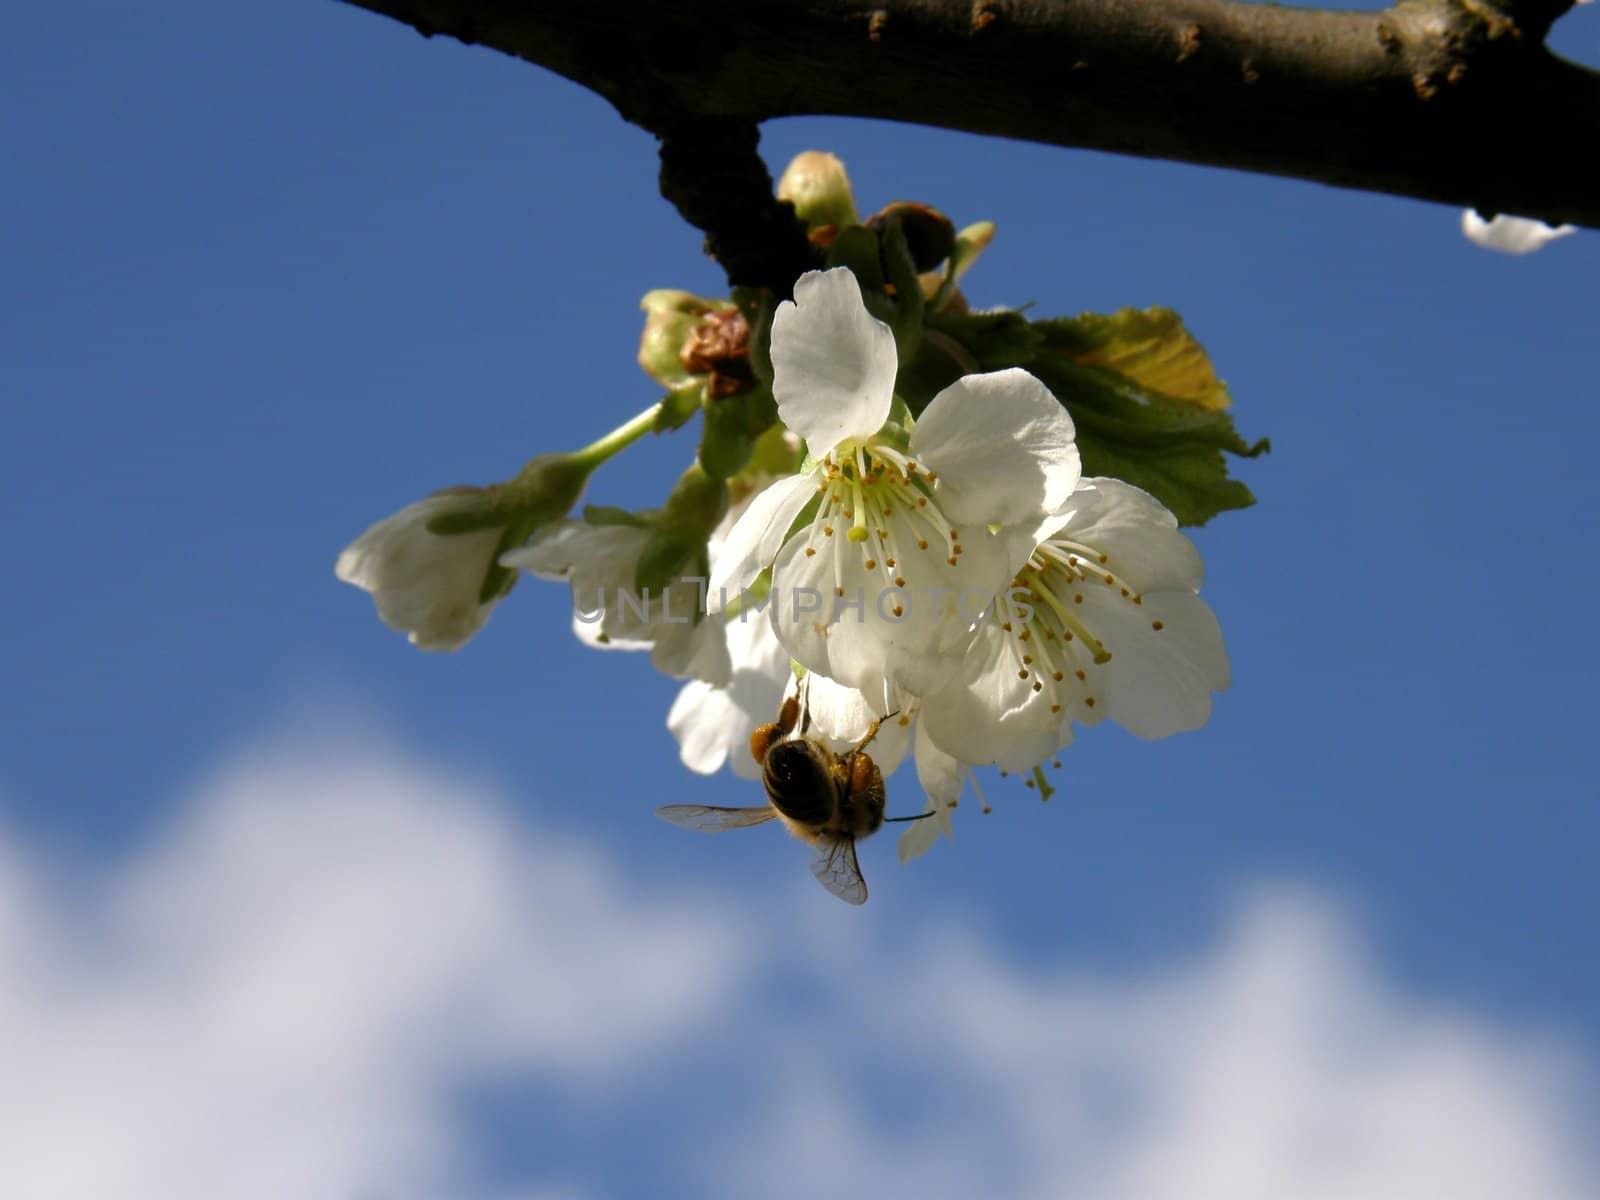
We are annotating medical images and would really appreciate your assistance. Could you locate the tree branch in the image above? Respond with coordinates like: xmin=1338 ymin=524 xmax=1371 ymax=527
xmin=341 ymin=0 xmax=1599 ymax=243
xmin=657 ymin=120 xmax=818 ymax=295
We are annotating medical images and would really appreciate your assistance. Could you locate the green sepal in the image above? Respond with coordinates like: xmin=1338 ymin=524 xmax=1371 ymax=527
xmin=698 ymin=380 xmax=778 ymax=480
xmin=655 ymin=381 xmax=705 ymax=433
xmin=746 ymin=423 xmax=803 ymax=477
xmin=879 ymin=218 xmax=924 ymax=364
xmin=876 ymin=396 xmax=915 ymax=451
xmin=659 ymin=462 xmax=728 ymax=536
xmin=731 ymin=287 xmax=775 ymax=385
xmin=581 ymin=504 xmax=647 ymax=528
xmin=825 ymin=226 xmax=886 ymax=293
xmin=423 ymin=488 xmax=508 ymax=536
xmin=699 ymin=402 xmax=756 ymax=480
xmin=632 ymin=532 xmax=699 ymax=596
xmin=1027 ymin=355 xmax=1268 ymax=527
xmin=478 ymin=519 xmax=537 ymax=604
xmin=477 ymin=560 xmax=518 ymax=606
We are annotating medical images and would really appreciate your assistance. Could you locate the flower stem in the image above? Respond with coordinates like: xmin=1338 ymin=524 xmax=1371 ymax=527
xmin=569 ymin=402 xmax=662 ymax=472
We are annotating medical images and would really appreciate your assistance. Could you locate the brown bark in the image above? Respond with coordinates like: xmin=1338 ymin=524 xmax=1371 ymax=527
xmin=339 ymin=0 xmax=1597 ymax=286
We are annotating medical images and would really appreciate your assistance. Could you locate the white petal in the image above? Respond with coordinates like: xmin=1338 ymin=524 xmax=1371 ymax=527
xmin=768 ymin=532 xmax=892 ymax=692
xmin=804 ymin=672 xmax=885 ymax=743
xmin=767 ymin=519 xmax=998 ymax=696
xmin=797 ymin=675 xmax=909 ymax=777
xmin=572 ymin=609 xmax=649 ymax=652
xmin=1085 ymin=586 xmax=1230 ymax=739
xmin=335 ymin=497 xmax=505 ymax=652
xmin=770 ymin=268 xmax=897 ymax=458
xmin=501 ymin=521 xmax=643 ymax=581
xmin=1461 ymin=210 xmax=1576 ymax=256
xmin=917 ymin=622 xmax=1074 ymax=771
xmin=899 ymin=721 xmax=961 ymax=863
xmin=649 ymin=607 xmax=733 ymax=685
xmin=1052 ymin=477 xmax=1205 ymax=594
xmin=910 ymin=368 xmax=1081 ymax=526
xmin=666 ymin=613 xmax=791 ymax=780
xmin=705 ymin=472 xmax=816 ymax=611
xmin=668 ymin=680 xmax=738 ymax=775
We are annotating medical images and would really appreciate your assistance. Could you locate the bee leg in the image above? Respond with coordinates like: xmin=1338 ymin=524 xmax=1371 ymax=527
xmin=749 ymin=722 xmax=785 ymax=765
xmin=749 ymin=693 xmax=803 ymax=765
xmin=777 ymin=692 xmax=801 ymax=736
xmin=847 ymin=750 xmax=879 ymax=797
xmin=849 ymin=708 xmax=897 ymax=755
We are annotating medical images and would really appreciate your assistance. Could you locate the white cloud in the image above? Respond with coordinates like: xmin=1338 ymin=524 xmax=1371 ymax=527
xmin=718 ymin=888 xmax=1600 ymax=1200
xmin=0 ymin=734 xmax=751 ymax=1200
xmin=1 ymin=729 xmax=1596 ymax=1200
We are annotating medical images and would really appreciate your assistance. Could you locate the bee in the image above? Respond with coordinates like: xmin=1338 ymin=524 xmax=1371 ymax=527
xmin=656 ymin=691 xmax=927 ymax=904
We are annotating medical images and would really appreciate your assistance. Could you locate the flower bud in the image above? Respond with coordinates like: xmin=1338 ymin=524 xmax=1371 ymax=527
xmin=777 ymin=151 xmax=859 ymax=235
xmin=638 ymin=289 xmax=719 ymax=390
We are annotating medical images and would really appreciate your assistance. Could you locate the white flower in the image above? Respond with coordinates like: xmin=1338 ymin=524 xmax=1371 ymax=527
xmin=664 ymin=484 xmax=801 ymax=779
xmin=667 ymin=607 xmax=791 ymax=780
xmin=1461 ymin=210 xmax=1576 ymax=255
xmin=709 ymin=267 xmax=1081 ymax=697
xmin=334 ymin=490 xmax=510 ymax=651
xmin=503 ymin=521 xmax=730 ymax=684
xmin=918 ymin=477 xmax=1231 ymax=772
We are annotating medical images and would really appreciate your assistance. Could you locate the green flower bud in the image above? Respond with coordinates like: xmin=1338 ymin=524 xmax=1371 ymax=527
xmin=777 ymin=151 xmax=859 ymax=235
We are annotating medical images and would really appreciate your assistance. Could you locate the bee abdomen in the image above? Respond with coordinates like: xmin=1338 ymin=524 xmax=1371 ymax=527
xmin=763 ymin=740 xmax=835 ymax=826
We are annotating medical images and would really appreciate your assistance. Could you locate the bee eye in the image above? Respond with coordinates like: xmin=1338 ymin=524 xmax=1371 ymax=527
xmin=764 ymin=741 xmax=834 ymax=825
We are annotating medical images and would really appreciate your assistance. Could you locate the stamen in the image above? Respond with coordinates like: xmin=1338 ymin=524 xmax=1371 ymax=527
xmin=1029 ymin=577 xmax=1112 ymax=664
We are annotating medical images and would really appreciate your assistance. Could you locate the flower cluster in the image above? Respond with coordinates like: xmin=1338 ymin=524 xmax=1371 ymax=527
xmin=669 ymin=268 xmax=1228 ymax=859
xmin=332 ymin=150 xmax=1245 ymax=872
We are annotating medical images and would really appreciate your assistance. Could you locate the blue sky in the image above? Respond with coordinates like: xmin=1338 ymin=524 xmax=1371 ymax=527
xmin=5 ymin=4 xmax=1599 ymax=1197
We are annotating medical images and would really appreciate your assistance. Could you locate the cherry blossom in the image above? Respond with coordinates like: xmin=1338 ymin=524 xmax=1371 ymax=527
xmin=709 ymin=267 xmax=1080 ymax=698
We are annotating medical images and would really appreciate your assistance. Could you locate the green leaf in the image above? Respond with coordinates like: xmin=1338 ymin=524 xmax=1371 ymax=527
xmin=895 ymin=308 xmax=1041 ymax=416
xmin=1028 ymin=356 xmax=1267 ymax=527
xmin=1037 ymin=307 xmax=1232 ymax=411
xmin=926 ymin=308 xmax=1042 ymax=370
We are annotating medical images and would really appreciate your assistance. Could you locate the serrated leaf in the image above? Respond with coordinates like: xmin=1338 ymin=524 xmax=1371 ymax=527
xmin=1038 ymin=307 xmax=1232 ymax=411
xmin=1028 ymin=356 xmax=1267 ymax=527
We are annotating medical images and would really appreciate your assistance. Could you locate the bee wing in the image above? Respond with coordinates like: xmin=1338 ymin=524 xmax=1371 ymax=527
xmin=654 ymin=804 xmax=777 ymax=833
xmin=809 ymin=836 xmax=868 ymax=905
